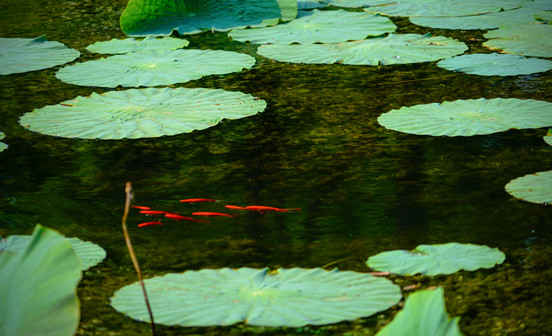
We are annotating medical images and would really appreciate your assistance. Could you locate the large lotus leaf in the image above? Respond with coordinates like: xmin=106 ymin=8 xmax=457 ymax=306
xmin=298 ymin=0 xmax=329 ymax=9
xmin=366 ymin=243 xmax=505 ymax=276
xmin=19 ymin=88 xmax=267 ymax=139
xmin=0 ymin=132 xmax=6 ymax=152
xmin=522 ymin=0 xmax=552 ymax=10
xmin=327 ymin=0 xmax=395 ymax=8
xmin=229 ymin=9 xmax=395 ymax=44
xmin=0 ymin=36 xmax=80 ymax=75
xmin=437 ymin=53 xmax=552 ymax=76
xmin=505 ymin=170 xmax=552 ymax=205
xmin=4 ymin=235 xmax=106 ymax=270
xmin=257 ymin=33 xmax=467 ymax=65
xmin=87 ymin=36 xmax=189 ymax=54
xmin=365 ymin=0 xmax=521 ymax=17
xmin=0 ymin=225 xmax=81 ymax=336
xmin=120 ymin=0 xmax=297 ymax=36
xmin=377 ymin=98 xmax=552 ymax=137
xmin=111 ymin=267 xmax=402 ymax=327
xmin=55 ymin=49 xmax=255 ymax=87
xmin=484 ymin=23 xmax=552 ymax=57
xmin=410 ymin=7 xmax=552 ymax=30
xmin=376 ymin=288 xmax=463 ymax=336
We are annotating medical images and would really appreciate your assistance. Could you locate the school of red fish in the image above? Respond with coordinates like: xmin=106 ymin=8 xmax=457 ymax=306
xmin=133 ymin=198 xmax=301 ymax=228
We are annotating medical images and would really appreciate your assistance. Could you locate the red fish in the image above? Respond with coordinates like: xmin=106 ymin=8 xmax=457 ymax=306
xmin=164 ymin=213 xmax=201 ymax=222
xmin=245 ymin=205 xmax=301 ymax=213
xmin=192 ymin=212 xmax=233 ymax=218
xmin=139 ymin=210 xmax=166 ymax=215
xmin=138 ymin=221 xmax=162 ymax=228
xmin=179 ymin=198 xmax=217 ymax=203
xmin=224 ymin=205 xmax=247 ymax=210
xmin=132 ymin=205 xmax=151 ymax=210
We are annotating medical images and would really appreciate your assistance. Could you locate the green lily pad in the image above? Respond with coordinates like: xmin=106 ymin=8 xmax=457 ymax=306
xmin=111 ymin=267 xmax=402 ymax=327
xmin=328 ymin=0 xmax=394 ymax=8
xmin=377 ymin=98 xmax=552 ymax=136
xmin=120 ymin=0 xmax=297 ymax=36
xmin=505 ymin=170 xmax=552 ymax=205
xmin=0 ymin=36 xmax=80 ymax=75
xmin=365 ymin=0 xmax=521 ymax=17
xmin=484 ymin=23 xmax=552 ymax=57
xmin=0 ymin=132 xmax=6 ymax=152
xmin=544 ymin=129 xmax=552 ymax=145
xmin=376 ymin=287 xmax=463 ymax=336
xmin=229 ymin=9 xmax=395 ymax=44
xmin=4 ymin=235 xmax=106 ymax=270
xmin=366 ymin=243 xmax=505 ymax=276
xmin=437 ymin=53 xmax=552 ymax=76
xmin=55 ymin=49 xmax=255 ymax=87
xmin=86 ymin=36 xmax=189 ymax=54
xmin=19 ymin=88 xmax=267 ymax=139
xmin=0 ymin=225 xmax=81 ymax=336
xmin=298 ymin=0 xmax=329 ymax=9
xmin=257 ymin=33 xmax=467 ymax=65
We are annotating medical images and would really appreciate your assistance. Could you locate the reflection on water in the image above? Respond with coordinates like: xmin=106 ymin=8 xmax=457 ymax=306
xmin=1 ymin=1 xmax=551 ymax=335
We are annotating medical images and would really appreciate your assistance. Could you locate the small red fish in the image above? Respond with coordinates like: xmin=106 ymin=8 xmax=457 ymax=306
xmin=245 ymin=205 xmax=301 ymax=213
xmin=139 ymin=210 xmax=166 ymax=215
xmin=179 ymin=198 xmax=217 ymax=203
xmin=132 ymin=205 xmax=151 ymax=210
xmin=138 ymin=221 xmax=162 ymax=228
xmin=369 ymin=271 xmax=390 ymax=277
xmin=224 ymin=205 xmax=247 ymax=210
xmin=192 ymin=211 xmax=233 ymax=218
xmin=164 ymin=213 xmax=201 ymax=222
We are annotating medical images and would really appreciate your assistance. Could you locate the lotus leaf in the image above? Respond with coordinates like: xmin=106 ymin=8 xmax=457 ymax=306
xmin=410 ymin=7 xmax=552 ymax=30
xmin=19 ymin=88 xmax=267 ymax=139
xmin=298 ymin=0 xmax=329 ymax=9
xmin=365 ymin=0 xmax=521 ymax=17
xmin=377 ymin=98 xmax=552 ymax=136
xmin=0 ymin=132 xmax=6 ymax=152
xmin=484 ymin=23 xmax=552 ymax=57
xmin=120 ymin=0 xmax=297 ymax=36
xmin=0 ymin=36 xmax=80 ymax=75
xmin=327 ymin=0 xmax=395 ymax=8
xmin=437 ymin=53 xmax=552 ymax=76
xmin=4 ymin=235 xmax=106 ymax=270
xmin=376 ymin=287 xmax=463 ymax=336
xmin=505 ymin=170 xmax=552 ymax=205
xmin=366 ymin=242 xmax=505 ymax=276
xmin=522 ymin=0 xmax=552 ymax=10
xmin=0 ymin=225 xmax=81 ymax=336
xmin=55 ymin=49 xmax=255 ymax=88
xmin=111 ymin=267 xmax=402 ymax=327
xmin=257 ymin=33 xmax=467 ymax=65
xmin=229 ymin=9 xmax=396 ymax=44
xmin=86 ymin=36 xmax=189 ymax=54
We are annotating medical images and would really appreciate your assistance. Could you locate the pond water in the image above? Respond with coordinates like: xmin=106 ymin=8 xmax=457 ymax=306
xmin=1 ymin=0 xmax=551 ymax=335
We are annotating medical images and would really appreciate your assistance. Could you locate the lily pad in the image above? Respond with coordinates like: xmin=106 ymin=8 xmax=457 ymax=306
xmin=298 ymin=0 xmax=329 ymax=9
xmin=55 ymin=49 xmax=255 ymax=87
xmin=229 ymin=9 xmax=396 ymax=44
xmin=505 ymin=170 xmax=552 ymax=205
xmin=111 ymin=267 xmax=402 ymax=327
xmin=0 ymin=36 xmax=80 ymax=75
xmin=19 ymin=88 xmax=267 ymax=139
xmin=437 ymin=53 xmax=552 ymax=76
xmin=120 ymin=0 xmax=297 ymax=36
xmin=484 ymin=23 xmax=552 ymax=57
xmin=3 ymin=235 xmax=106 ymax=270
xmin=366 ymin=242 xmax=505 ymax=276
xmin=365 ymin=0 xmax=521 ymax=17
xmin=376 ymin=287 xmax=463 ymax=336
xmin=86 ymin=36 xmax=189 ymax=54
xmin=544 ymin=129 xmax=552 ymax=145
xmin=0 ymin=225 xmax=81 ymax=336
xmin=327 ymin=0 xmax=394 ymax=8
xmin=0 ymin=132 xmax=6 ymax=152
xmin=377 ymin=98 xmax=552 ymax=136
xmin=257 ymin=33 xmax=467 ymax=65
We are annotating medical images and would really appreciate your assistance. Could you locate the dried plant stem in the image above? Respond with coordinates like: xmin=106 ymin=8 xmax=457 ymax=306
xmin=122 ymin=182 xmax=156 ymax=335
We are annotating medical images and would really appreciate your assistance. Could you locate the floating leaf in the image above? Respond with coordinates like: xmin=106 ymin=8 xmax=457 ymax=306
xmin=366 ymin=243 xmax=505 ymax=276
xmin=111 ymin=267 xmax=402 ymax=327
xmin=298 ymin=0 xmax=329 ymax=9
xmin=257 ymin=33 xmax=467 ymax=65
xmin=56 ymin=49 xmax=255 ymax=88
xmin=484 ymin=23 xmax=552 ymax=57
xmin=0 ymin=225 xmax=81 ymax=336
xmin=0 ymin=131 xmax=6 ymax=152
xmin=544 ymin=129 xmax=552 ymax=146
xmin=365 ymin=0 xmax=521 ymax=17
xmin=230 ymin=9 xmax=395 ymax=44
xmin=120 ymin=0 xmax=297 ymax=36
xmin=505 ymin=170 xmax=552 ymax=205
xmin=437 ymin=53 xmax=552 ymax=76
xmin=19 ymin=88 xmax=267 ymax=139
xmin=377 ymin=98 xmax=552 ymax=136
xmin=376 ymin=287 xmax=463 ymax=336
xmin=4 ymin=235 xmax=106 ymax=270
xmin=0 ymin=36 xmax=80 ymax=75
xmin=86 ymin=36 xmax=189 ymax=54
xmin=327 ymin=0 xmax=394 ymax=8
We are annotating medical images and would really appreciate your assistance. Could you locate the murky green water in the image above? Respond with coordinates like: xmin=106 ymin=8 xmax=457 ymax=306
xmin=1 ymin=1 xmax=552 ymax=335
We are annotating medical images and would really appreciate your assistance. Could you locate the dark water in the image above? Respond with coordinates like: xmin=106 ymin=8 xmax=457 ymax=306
xmin=1 ymin=1 xmax=552 ymax=335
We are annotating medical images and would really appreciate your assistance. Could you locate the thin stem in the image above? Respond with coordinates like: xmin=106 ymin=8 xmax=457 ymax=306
xmin=122 ymin=182 xmax=156 ymax=335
